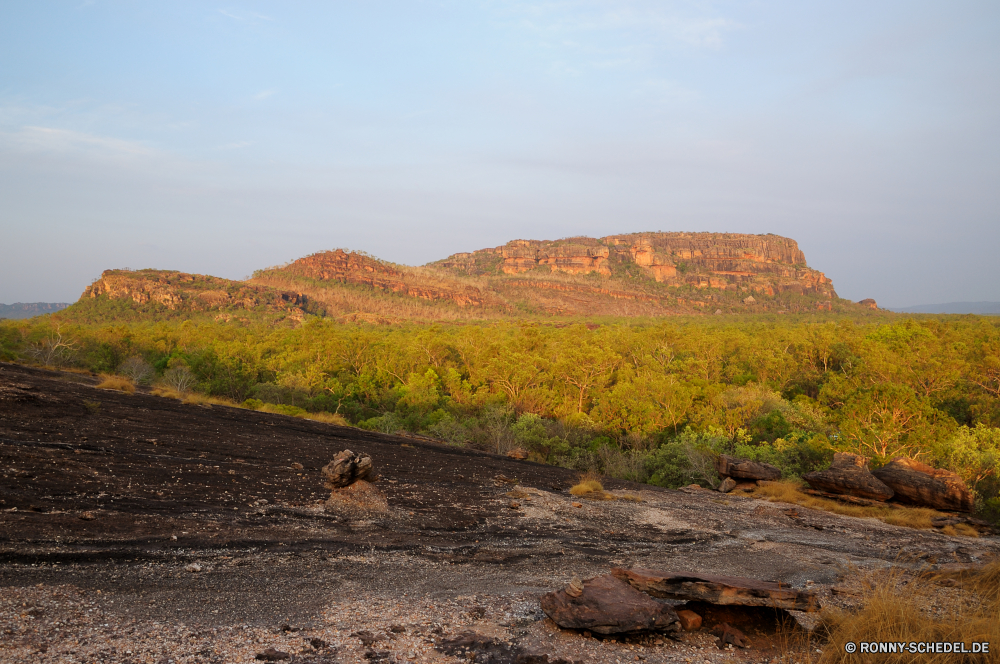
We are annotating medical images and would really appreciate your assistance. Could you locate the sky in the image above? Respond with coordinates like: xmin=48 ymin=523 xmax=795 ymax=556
xmin=1 ymin=1 xmax=998 ymax=308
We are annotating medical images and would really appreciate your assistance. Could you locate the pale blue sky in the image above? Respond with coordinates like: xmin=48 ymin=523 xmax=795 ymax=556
xmin=1 ymin=1 xmax=998 ymax=307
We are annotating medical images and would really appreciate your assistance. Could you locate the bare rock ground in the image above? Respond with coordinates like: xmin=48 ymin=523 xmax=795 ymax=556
xmin=2 ymin=362 xmax=998 ymax=663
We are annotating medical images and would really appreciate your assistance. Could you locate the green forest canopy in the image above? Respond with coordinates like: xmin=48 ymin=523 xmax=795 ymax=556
xmin=3 ymin=314 xmax=999 ymax=518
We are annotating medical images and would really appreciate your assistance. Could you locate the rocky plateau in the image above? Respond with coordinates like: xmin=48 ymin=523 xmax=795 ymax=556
xmin=59 ymin=232 xmax=873 ymax=324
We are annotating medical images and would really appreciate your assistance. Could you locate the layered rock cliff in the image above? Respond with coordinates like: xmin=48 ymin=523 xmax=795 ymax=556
xmin=435 ymin=232 xmax=836 ymax=299
xmin=65 ymin=231 xmax=855 ymax=324
xmin=80 ymin=270 xmax=310 ymax=320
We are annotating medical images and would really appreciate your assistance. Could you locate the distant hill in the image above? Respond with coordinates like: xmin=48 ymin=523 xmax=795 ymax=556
xmin=893 ymin=302 xmax=1000 ymax=315
xmin=56 ymin=232 xmax=879 ymax=324
xmin=0 ymin=302 xmax=70 ymax=320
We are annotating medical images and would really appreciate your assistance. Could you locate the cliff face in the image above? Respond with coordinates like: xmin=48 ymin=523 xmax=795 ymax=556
xmin=68 ymin=231 xmax=853 ymax=324
xmin=81 ymin=270 xmax=309 ymax=319
xmin=256 ymin=250 xmax=490 ymax=307
xmin=436 ymin=232 xmax=836 ymax=299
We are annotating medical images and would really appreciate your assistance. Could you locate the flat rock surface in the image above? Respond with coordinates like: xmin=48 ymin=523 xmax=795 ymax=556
xmin=2 ymin=362 xmax=999 ymax=663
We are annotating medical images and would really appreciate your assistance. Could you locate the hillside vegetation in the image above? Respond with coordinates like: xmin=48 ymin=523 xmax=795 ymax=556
xmin=3 ymin=313 xmax=1000 ymax=522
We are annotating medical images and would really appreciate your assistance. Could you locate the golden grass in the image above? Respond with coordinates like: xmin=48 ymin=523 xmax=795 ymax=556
xmin=818 ymin=562 xmax=1000 ymax=663
xmin=568 ymin=476 xmax=643 ymax=502
xmin=743 ymin=480 xmax=977 ymax=534
xmin=569 ymin=478 xmax=604 ymax=496
xmin=303 ymin=411 xmax=349 ymax=426
xmin=96 ymin=374 xmax=135 ymax=393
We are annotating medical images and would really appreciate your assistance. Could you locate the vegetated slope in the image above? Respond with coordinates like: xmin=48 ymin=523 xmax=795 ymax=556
xmin=0 ymin=302 xmax=70 ymax=320
xmin=60 ymin=232 xmax=867 ymax=324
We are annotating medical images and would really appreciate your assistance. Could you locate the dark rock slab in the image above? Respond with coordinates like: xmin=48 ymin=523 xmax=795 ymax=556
xmin=716 ymin=455 xmax=781 ymax=481
xmin=872 ymin=457 xmax=974 ymax=513
xmin=802 ymin=452 xmax=893 ymax=501
xmin=540 ymin=574 xmax=681 ymax=635
xmin=610 ymin=568 xmax=818 ymax=612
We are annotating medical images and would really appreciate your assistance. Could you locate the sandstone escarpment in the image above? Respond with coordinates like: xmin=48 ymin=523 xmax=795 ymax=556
xmin=435 ymin=232 xmax=836 ymax=299
xmin=82 ymin=270 xmax=309 ymax=317
xmin=258 ymin=250 xmax=490 ymax=307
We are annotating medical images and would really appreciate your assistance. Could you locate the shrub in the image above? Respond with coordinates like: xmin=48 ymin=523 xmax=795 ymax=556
xmin=118 ymin=356 xmax=154 ymax=385
xmin=162 ymin=365 xmax=196 ymax=393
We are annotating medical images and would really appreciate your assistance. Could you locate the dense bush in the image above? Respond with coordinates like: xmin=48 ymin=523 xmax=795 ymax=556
xmin=3 ymin=314 xmax=1000 ymax=518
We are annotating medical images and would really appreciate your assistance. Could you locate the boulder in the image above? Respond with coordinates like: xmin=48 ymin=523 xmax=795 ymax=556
xmin=322 ymin=449 xmax=373 ymax=489
xmin=718 ymin=477 xmax=737 ymax=493
xmin=540 ymin=574 xmax=681 ymax=635
xmin=610 ymin=568 xmax=818 ymax=612
xmin=872 ymin=457 xmax=974 ymax=513
xmin=507 ymin=447 xmax=529 ymax=460
xmin=715 ymin=455 xmax=781 ymax=481
xmin=676 ymin=609 xmax=702 ymax=631
xmin=802 ymin=452 xmax=893 ymax=502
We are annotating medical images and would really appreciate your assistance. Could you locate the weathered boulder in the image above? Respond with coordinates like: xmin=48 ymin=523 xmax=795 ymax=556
xmin=802 ymin=452 xmax=893 ymax=502
xmin=715 ymin=455 xmax=781 ymax=481
xmin=540 ymin=574 xmax=681 ymax=635
xmin=507 ymin=447 xmax=529 ymax=460
xmin=610 ymin=568 xmax=818 ymax=612
xmin=322 ymin=449 xmax=373 ymax=489
xmin=872 ymin=457 xmax=975 ymax=513
xmin=718 ymin=477 xmax=737 ymax=493
xmin=676 ymin=609 xmax=702 ymax=631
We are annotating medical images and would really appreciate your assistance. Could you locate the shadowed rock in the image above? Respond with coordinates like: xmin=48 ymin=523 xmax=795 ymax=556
xmin=716 ymin=454 xmax=781 ymax=481
xmin=802 ymin=452 xmax=893 ymax=502
xmin=610 ymin=568 xmax=818 ymax=612
xmin=873 ymin=457 xmax=974 ymax=512
xmin=540 ymin=574 xmax=681 ymax=635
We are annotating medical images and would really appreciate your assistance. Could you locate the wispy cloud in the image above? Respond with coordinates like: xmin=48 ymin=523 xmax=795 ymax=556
xmin=218 ymin=141 xmax=252 ymax=150
xmin=496 ymin=2 xmax=740 ymax=61
xmin=218 ymin=8 xmax=273 ymax=22
xmin=253 ymin=89 xmax=277 ymax=101
xmin=5 ymin=126 xmax=156 ymax=157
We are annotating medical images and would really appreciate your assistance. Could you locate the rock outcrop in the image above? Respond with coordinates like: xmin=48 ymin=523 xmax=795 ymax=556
xmin=322 ymin=450 xmax=374 ymax=489
xmin=436 ymin=232 xmax=837 ymax=299
xmin=540 ymin=574 xmax=681 ymax=635
xmin=322 ymin=450 xmax=387 ymax=515
xmin=872 ymin=457 xmax=975 ymax=513
xmin=610 ymin=568 xmax=818 ymax=612
xmin=716 ymin=455 xmax=782 ymax=481
xmin=258 ymin=250 xmax=489 ymax=307
xmin=82 ymin=270 xmax=309 ymax=317
xmin=802 ymin=453 xmax=894 ymax=502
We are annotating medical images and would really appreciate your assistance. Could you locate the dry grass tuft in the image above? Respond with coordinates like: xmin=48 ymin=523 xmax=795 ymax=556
xmin=96 ymin=374 xmax=135 ymax=393
xmin=746 ymin=481 xmax=976 ymax=535
xmin=568 ymin=476 xmax=641 ymax=502
xmin=818 ymin=562 xmax=1000 ymax=663
xmin=569 ymin=479 xmax=604 ymax=497
xmin=613 ymin=493 xmax=645 ymax=503
xmin=303 ymin=411 xmax=349 ymax=426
